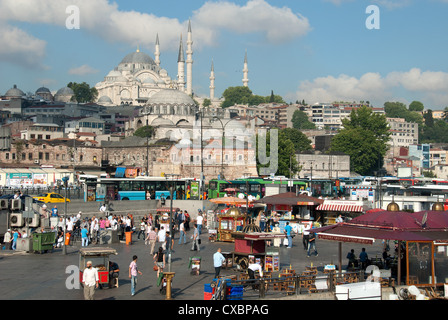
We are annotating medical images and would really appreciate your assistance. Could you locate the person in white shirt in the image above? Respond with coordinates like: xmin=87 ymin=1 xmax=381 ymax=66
xmin=248 ymin=258 xmax=263 ymax=290
xmin=157 ymin=226 xmax=166 ymax=245
xmin=196 ymin=213 xmax=203 ymax=235
xmin=66 ymin=219 xmax=74 ymax=233
xmin=82 ymin=261 xmax=99 ymax=300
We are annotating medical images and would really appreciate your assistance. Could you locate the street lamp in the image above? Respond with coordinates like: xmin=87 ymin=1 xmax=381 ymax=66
xmin=195 ymin=110 xmax=204 ymax=197
xmin=62 ymin=176 xmax=69 ymax=255
xmin=211 ymin=116 xmax=225 ymax=179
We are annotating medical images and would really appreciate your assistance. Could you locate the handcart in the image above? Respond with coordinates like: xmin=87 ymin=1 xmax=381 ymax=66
xmin=79 ymin=247 xmax=118 ymax=287
xmin=188 ymin=256 xmax=202 ymax=275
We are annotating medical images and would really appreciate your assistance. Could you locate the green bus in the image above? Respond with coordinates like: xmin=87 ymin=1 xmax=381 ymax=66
xmin=207 ymin=177 xmax=308 ymax=199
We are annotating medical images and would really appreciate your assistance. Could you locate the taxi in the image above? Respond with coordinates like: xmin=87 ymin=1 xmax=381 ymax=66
xmin=33 ymin=192 xmax=71 ymax=203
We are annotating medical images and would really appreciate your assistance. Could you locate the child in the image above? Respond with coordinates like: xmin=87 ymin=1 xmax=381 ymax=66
xmin=129 ymin=255 xmax=142 ymax=296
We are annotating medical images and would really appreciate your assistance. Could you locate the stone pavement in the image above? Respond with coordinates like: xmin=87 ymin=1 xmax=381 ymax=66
xmin=0 ymin=230 xmax=387 ymax=300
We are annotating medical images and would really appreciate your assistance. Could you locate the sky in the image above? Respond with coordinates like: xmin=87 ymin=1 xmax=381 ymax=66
xmin=0 ymin=0 xmax=447 ymax=109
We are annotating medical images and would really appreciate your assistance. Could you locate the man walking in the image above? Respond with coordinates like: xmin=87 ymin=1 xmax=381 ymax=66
xmin=196 ymin=212 xmax=203 ymax=235
xmin=81 ymin=226 xmax=89 ymax=247
xmin=191 ymin=224 xmax=200 ymax=251
xmin=284 ymin=222 xmax=292 ymax=249
xmin=307 ymin=232 xmax=318 ymax=257
xmin=178 ymin=221 xmax=186 ymax=245
xmin=213 ymin=248 xmax=226 ymax=278
xmin=82 ymin=261 xmax=99 ymax=300
xmin=146 ymin=226 xmax=157 ymax=255
xmin=129 ymin=255 xmax=143 ymax=296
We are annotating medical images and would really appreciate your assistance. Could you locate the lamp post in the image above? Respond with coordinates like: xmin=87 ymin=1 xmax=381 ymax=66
xmin=62 ymin=176 xmax=69 ymax=255
xmin=195 ymin=110 xmax=204 ymax=197
xmin=211 ymin=116 xmax=225 ymax=179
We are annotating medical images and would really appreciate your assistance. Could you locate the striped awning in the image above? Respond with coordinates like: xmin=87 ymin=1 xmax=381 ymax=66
xmin=316 ymin=203 xmax=364 ymax=212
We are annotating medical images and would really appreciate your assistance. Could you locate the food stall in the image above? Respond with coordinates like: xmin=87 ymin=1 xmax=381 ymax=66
xmin=315 ymin=199 xmax=370 ymax=225
xmin=79 ymin=247 xmax=117 ymax=286
xmin=230 ymin=230 xmax=285 ymax=270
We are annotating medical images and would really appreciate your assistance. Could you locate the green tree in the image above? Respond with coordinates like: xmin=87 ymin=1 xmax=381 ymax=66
xmin=423 ymin=109 xmax=434 ymax=127
xmin=384 ymin=101 xmax=423 ymax=124
xmin=409 ymin=101 xmax=424 ymax=112
xmin=291 ymin=110 xmax=315 ymax=130
xmin=256 ymin=129 xmax=299 ymax=177
xmin=330 ymin=106 xmax=390 ymax=175
xmin=281 ymin=128 xmax=312 ymax=152
xmin=67 ymin=82 xmax=98 ymax=103
xmin=221 ymin=86 xmax=253 ymax=108
xmin=134 ymin=125 xmax=155 ymax=139
xmin=202 ymin=98 xmax=211 ymax=108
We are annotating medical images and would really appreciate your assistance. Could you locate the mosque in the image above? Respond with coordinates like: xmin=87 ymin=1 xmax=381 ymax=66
xmin=94 ymin=21 xmax=249 ymax=108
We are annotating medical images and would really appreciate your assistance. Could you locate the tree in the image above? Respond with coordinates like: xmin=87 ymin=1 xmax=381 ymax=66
xmin=221 ymin=86 xmax=253 ymax=108
xmin=291 ymin=110 xmax=315 ymax=130
xmin=423 ymin=109 xmax=434 ymax=127
xmin=134 ymin=125 xmax=155 ymax=139
xmin=384 ymin=101 xmax=423 ymax=124
xmin=256 ymin=129 xmax=299 ymax=177
xmin=67 ymin=82 xmax=98 ymax=103
xmin=202 ymin=98 xmax=211 ymax=108
xmin=409 ymin=101 xmax=424 ymax=112
xmin=330 ymin=106 xmax=390 ymax=176
xmin=281 ymin=128 xmax=312 ymax=152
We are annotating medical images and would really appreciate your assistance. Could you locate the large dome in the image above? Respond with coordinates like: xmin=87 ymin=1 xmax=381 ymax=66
xmin=56 ymin=86 xmax=74 ymax=96
xmin=5 ymin=85 xmax=25 ymax=98
xmin=146 ymin=89 xmax=196 ymax=107
xmin=36 ymin=87 xmax=51 ymax=94
xmin=120 ymin=50 xmax=155 ymax=65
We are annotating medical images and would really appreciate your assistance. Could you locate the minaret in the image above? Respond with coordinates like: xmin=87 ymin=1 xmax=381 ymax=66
xmin=209 ymin=60 xmax=215 ymax=101
xmin=177 ymin=34 xmax=186 ymax=92
xmin=186 ymin=20 xmax=193 ymax=96
xmin=154 ymin=33 xmax=160 ymax=67
xmin=242 ymin=50 xmax=249 ymax=87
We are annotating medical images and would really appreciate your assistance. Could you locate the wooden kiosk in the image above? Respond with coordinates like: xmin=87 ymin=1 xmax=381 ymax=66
xmin=217 ymin=207 xmax=246 ymax=242
xmin=230 ymin=230 xmax=285 ymax=271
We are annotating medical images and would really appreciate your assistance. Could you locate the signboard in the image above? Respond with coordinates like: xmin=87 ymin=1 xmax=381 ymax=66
xmin=33 ymin=173 xmax=48 ymax=186
xmin=190 ymin=181 xmax=199 ymax=200
xmin=7 ymin=173 xmax=33 ymax=187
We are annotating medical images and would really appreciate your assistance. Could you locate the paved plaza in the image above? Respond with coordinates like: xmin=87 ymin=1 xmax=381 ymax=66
xmin=0 ymin=229 xmax=388 ymax=301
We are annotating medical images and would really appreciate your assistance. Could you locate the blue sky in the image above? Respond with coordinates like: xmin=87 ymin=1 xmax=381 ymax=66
xmin=0 ymin=0 xmax=447 ymax=109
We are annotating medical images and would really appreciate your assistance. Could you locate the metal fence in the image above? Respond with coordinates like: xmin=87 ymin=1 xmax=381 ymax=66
xmin=0 ymin=186 xmax=83 ymax=200
xmin=214 ymin=270 xmax=368 ymax=300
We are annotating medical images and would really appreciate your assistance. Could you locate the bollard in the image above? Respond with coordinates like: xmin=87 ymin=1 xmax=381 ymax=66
xmin=164 ymin=272 xmax=175 ymax=300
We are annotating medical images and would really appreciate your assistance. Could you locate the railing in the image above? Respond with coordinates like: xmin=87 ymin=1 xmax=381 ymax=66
xmin=0 ymin=186 xmax=83 ymax=200
xmin=215 ymin=270 xmax=368 ymax=300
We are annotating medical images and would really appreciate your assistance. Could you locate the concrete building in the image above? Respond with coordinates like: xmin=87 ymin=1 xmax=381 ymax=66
xmin=387 ymin=118 xmax=419 ymax=147
xmin=296 ymin=151 xmax=351 ymax=179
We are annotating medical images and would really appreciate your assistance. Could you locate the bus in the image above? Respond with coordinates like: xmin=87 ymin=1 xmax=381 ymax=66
xmin=207 ymin=177 xmax=308 ymax=199
xmin=86 ymin=176 xmax=199 ymax=202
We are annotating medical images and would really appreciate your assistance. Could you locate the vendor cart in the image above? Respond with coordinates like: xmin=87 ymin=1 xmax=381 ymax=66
xmin=230 ymin=231 xmax=285 ymax=270
xmin=79 ymin=247 xmax=118 ymax=286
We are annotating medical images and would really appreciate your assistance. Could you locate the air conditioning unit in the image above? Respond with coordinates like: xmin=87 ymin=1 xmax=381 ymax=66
xmin=34 ymin=160 xmax=39 ymax=164
xmin=10 ymin=199 xmax=21 ymax=210
xmin=10 ymin=213 xmax=24 ymax=227
xmin=0 ymin=199 xmax=8 ymax=209
xmin=27 ymin=214 xmax=40 ymax=228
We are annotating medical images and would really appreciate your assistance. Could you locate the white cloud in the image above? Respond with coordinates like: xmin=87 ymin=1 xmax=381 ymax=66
xmin=295 ymin=68 xmax=448 ymax=108
xmin=0 ymin=22 xmax=47 ymax=68
xmin=68 ymin=64 xmax=99 ymax=76
xmin=0 ymin=0 xmax=310 ymax=54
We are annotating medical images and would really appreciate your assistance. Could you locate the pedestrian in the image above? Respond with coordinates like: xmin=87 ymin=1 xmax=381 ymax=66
xmin=51 ymin=205 xmax=58 ymax=217
xmin=108 ymin=261 xmax=120 ymax=288
xmin=346 ymin=249 xmax=356 ymax=269
xmin=82 ymin=260 xmax=99 ymax=300
xmin=138 ymin=218 xmax=146 ymax=240
xmin=307 ymin=232 xmax=318 ymax=257
xmin=359 ymin=248 xmax=369 ymax=270
xmin=129 ymin=255 xmax=142 ymax=296
xmin=302 ymin=224 xmax=310 ymax=250
xmin=165 ymin=231 xmax=174 ymax=252
xmin=184 ymin=211 xmax=190 ymax=231
xmin=11 ymin=230 xmax=19 ymax=250
xmin=153 ymin=247 xmax=165 ymax=279
xmin=247 ymin=258 xmax=263 ymax=290
xmin=190 ymin=224 xmax=200 ymax=251
xmin=260 ymin=212 xmax=267 ymax=231
xmin=81 ymin=226 xmax=89 ymax=247
xmin=157 ymin=226 xmax=166 ymax=248
xmin=196 ymin=211 xmax=203 ymax=235
xmin=284 ymin=221 xmax=292 ymax=248
xmin=146 ymin=226 xmax=157 ymax=255
xmin=90 ymin=215 xmax=98 ymax=244
xmin=3 ymin=229 xmax=12 ymax=250
xmin=178 ymin=221 xmax=187 ymax=244
xmin=213 ymin=248 xmax=226 ymax=278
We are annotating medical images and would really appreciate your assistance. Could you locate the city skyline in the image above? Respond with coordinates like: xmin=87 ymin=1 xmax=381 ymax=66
xmin=0 ymin=0 xmax=447 ymax=109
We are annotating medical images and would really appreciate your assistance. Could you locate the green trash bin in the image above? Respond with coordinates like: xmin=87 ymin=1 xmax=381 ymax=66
xmin=33 ymin=232 xmax=55 ymax=254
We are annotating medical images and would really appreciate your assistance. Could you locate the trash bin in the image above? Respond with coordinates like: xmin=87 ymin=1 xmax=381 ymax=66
xmin=125 ymin=231 xmax=132 ymax=245
xmin=33 ymin=232 xmax=56 ymax=254
xmin=65 ymin=232 xmax=71 ymax=246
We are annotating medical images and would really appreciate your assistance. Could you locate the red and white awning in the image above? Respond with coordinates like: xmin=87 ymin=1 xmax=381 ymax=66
xmin=316 ymin=202 xmax=364 ymax=212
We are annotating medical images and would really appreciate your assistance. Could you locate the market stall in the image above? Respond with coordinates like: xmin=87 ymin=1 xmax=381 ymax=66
xmin=217 ymin=207 xmax=247 ymax=242
xmin=254 ymin=192 xmax=323 ymax=234
xmin=79 ymin=247 xmax=118 ymax=286
xmin=230 ymin=230 xmax=285 ymax=271
xmin=315 ymin=199 xmax=371 ymax=225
